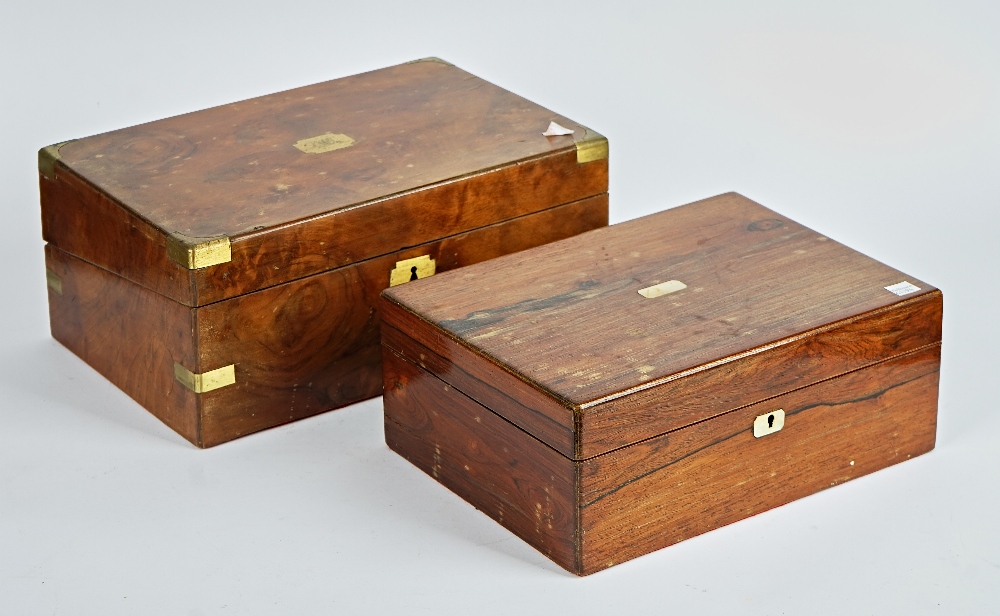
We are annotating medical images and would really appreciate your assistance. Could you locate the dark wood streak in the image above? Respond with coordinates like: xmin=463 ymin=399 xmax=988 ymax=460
xmin=580 ymin=343 xmax=940 ymax=509
xmin=579 ymin=344 xmax=939 ymax=573
xmin=579 ymin=290 xmax=942 ymax=457
xmin=384 ymin=193 xmax=939 ymax=406
xmin=438 ymin=279 xmax=634 ymax=336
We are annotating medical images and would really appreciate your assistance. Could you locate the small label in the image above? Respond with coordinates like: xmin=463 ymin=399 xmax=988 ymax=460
xmin=543 ymin=121 xmax=575 ymax=137
xmin=884 ymin=281 xmax=921 ymax=296
xmin=638 ymin=280 xmax=687 ymax=299
xmin=293 ymin=132 xmax=356 ymax=154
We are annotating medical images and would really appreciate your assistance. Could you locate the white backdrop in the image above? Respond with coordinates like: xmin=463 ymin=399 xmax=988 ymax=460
xmin=2 ymin=1 xmax=998 ymax=613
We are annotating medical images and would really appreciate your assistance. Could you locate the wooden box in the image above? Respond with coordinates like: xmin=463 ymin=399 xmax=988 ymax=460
xmin=40 ymin=58 xmax=609 ymax=447
xmin=380 ymin=192 xmax=942 ymax=575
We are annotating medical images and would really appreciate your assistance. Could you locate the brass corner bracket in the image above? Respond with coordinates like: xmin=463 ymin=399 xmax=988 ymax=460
xmin=574 ymin=128 xmax=609 ymax=164
xmin=45 ymin=269 xmax=63 ymax=294
xmin=174 ymin=362 xmax=236 ymax=394
xmin=38 ymin=141 xmax=74 ymax=180
xmin=166 ymin=234 xmax=232 ymax=270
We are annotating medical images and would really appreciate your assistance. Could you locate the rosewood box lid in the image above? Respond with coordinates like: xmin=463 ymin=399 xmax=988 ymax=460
xmin=381 ymin=193 xmax=943 ymax=459
xmin=39 ymin=58 xmax=608 ymax=306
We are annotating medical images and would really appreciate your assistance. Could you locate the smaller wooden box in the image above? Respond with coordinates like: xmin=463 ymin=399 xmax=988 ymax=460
xmin=380 ymin=193 xmax=943 ymax=575
xmin=40 ymin=58 xmax=608 ymax=447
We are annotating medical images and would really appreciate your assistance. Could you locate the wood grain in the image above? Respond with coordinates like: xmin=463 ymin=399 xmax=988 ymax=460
xmin=192 ymin=149 xmax=605 ymax=305
xmin=196 ymin=194 xmax=606 ymax=446
xmin=41 ymin=59 xmax=607 ymax=306
xmin=380 ymin=320 xmax=577 ymax=458
xmin=383 ymin=348 xmax=578 ymax=571
xmin=578 ymin=344 xmax=940 ymax=574
xmin=58 ymin=59 xmax=594 ymax=238
xmin=382 ymin=192 xmax=943 ymax=458
xmin=44 ymin=194 xmax=606 ymax=447
xmin=40 ymin=167 xmax=193 ymax=303
xmin=384 ymin=343 xmax=940 ymax=575
xmin=382 ymin=290 xmax=941 ymax=459
xmin=579 ymin=290 xmax=942 ymax=457
xmin=381 ymin=192 xmax=943 ymax=574
xmin=44 ymin=244 xmax=200 ymax=443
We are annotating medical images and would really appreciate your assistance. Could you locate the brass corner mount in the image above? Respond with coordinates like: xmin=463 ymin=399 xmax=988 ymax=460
xmin=38 ymin=141 xmax=75 ymax=180
xmin=166 ymin=234 xmax=232 ymax=270
xmin=174 ymin=362 xmax=236 ymax=394
xmin=575 ymin=128 xmax=609 ymax=164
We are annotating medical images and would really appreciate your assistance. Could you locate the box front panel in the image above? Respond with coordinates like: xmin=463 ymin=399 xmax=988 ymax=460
xmin=579 ymin=344 xmax=941 ymax=575
xmin=195 ymin=195 xmax=607 ymax=446
xmin=581 ymin=291 xmax=943 ymax=457
xmin=194 ymin=150 xmax=608 ymax=305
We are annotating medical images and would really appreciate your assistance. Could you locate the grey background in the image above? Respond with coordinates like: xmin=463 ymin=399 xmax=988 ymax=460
xmin=2 ymin=1 xmax=998 ymax=613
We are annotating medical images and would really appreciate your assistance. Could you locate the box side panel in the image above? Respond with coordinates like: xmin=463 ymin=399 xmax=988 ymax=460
xmin=195 ymin=195 xmax=606 ymax=447
xmin=194 ymin=151 xmax=608 ymax=304
xmin=380 ymin=322 xmax=576 ymax=458
xmin=578 ymin=344 xmax=940 ymax=575
xmin=40 ymin=168 xmax=195 ymax=305
xmin=44 ymin=244 xmax=201 ymax=445
xmin=383 ymin=348 xmax=579 ymax=573
xmin=580 ymin=291 xmax=943 ymax=457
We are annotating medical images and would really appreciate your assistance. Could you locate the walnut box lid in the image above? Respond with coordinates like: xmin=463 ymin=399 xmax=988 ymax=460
xmin=381 ymin=193 xmax=943 ymax=459
xmin=39 ymin=58 xmax=608 ymax=307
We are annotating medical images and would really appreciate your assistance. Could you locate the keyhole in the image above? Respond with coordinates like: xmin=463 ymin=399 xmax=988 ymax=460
xmin=767 ymin=414 xmax=774 ymax=428
xmin=409 ymin=266 xmax=418 ymax=281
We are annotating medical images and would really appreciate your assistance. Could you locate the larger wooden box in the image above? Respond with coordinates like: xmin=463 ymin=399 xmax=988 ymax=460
xmin=380 ymin=192 xmax=942 ymax=575
xmin=40 ymin=58 xmax=609 ymax=447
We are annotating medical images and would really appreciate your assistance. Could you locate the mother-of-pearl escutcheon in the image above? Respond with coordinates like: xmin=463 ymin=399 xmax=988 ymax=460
xmin=638 ymin=279 xmax=687 ymax=299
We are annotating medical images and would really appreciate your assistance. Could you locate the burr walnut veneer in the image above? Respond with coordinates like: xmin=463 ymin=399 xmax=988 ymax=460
xmin=40 ymin=58 xmax=609 ymax=447
xmin=380 ymin=192 xmax=942 ymax=575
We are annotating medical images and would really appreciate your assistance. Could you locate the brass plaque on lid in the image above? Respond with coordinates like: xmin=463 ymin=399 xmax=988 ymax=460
xmin=293 ymin=132 xmax=356 ymax=154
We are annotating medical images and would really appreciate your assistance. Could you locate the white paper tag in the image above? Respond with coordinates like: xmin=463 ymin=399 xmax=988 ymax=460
xmin=884 ymin=281 xmax=921 ymax=296
xmin=542 ymin=121 xmax=575 ymax=137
